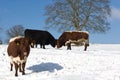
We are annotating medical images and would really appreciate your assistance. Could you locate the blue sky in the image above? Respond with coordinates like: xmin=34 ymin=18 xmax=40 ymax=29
xmin=0 ymin=0 xmax=120 ymax=44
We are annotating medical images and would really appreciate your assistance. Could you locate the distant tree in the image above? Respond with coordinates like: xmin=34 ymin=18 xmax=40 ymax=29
xmin=0 ymin=39 xmax=2 ymax=44
xmin=6 ymin=25 xmax=25 ymax=42
xmin=0 ymin=27 xmax=3 ymax=44
xmin=44 ymin=0 xmax=111 ymax=33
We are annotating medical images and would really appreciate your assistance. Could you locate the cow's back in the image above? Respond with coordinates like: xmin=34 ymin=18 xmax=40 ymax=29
xmin=70 ymin=31 xmax=89 ymax=40
xmin=25 ymin=29 xmax=40 ymax=38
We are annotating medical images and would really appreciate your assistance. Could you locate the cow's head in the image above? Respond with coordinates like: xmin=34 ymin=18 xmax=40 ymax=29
xmin=50 ymin=39 xmax=57 ymax=48
xmin=57 ymin=40 xmax=63 ymax=48
xmin=14 ymin=38 xmax=33 ymax=57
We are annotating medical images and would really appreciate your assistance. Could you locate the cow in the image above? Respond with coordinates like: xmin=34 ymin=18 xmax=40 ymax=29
xmin=7 ymin=36 xmax=33 ymax=76
xmin=57 ymin=31 xmax=89 ymax=51
xmin=24 ymin=29 xmax=56 ymax=49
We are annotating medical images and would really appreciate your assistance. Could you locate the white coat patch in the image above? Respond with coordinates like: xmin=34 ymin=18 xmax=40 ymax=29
xmin=65 ymin=31 xmax=89 ymax=35
xmin=9 ymin=56 xmax=27 ymax=65
xmin=65 ymin=38 xmax=88 ymax=45
xmin=9 ymin=36 xmax=24 ymax=43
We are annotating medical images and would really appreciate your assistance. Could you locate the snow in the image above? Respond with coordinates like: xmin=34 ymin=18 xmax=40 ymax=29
xmin=0 ymin=44 xmax=120 ymax=80
xmin=65 ymin=31 xmax=89 ymax=34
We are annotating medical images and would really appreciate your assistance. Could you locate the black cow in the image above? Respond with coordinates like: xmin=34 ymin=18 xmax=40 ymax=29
xmin=24 ymin=29 xmax=56 ymax=49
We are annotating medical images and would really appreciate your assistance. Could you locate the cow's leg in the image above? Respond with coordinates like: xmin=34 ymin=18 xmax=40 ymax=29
xmin=84 ymin=44 xmax=87 ymax=51
xmin=69 ymin=45 xmax=71 ymax=50
xmin=10 ymin=63 xmax=13 ymax=71
xmin=40 ymin=44 xmax=42 ymax=48
xmin=19 ymin=63 xmax=22 ymax=72
xmin=42 ymin=41 xmax=46 ymax=49
xmin=22 ymin=62 xmax=26 ymax=75
xmin=42 ymin=43 xmax=45 ymax=49
xmin=67 ymin=42 xmax=71 ymax=50
xmin=35 ymin=44 xmax=37 ymax=48
xmin=14 ymin=63 xmax=19 ymax=77
xmin=43 ymin=45 xmax=45 ymax=49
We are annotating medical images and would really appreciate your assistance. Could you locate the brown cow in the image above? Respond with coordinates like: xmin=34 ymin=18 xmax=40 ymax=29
xmin=7 ymin=36 xmax=34 ymax=76
xmin=57 ymin=31 xmax=89 ymax=51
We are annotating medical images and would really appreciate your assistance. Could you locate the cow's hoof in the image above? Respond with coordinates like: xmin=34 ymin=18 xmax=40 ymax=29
xmin=15 ymin=74 xmax=18 ymax=77
xmin=22 ymin=72 xmax=25 ymax=75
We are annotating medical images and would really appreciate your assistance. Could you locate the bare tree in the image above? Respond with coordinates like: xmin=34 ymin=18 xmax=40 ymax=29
xmin=6 ymin=25 xmax=25 ymax=42
xmin=44 ymin=0 xmax=111 ymax=33
xmin=0 ymin=27 xmax=3 ymax=44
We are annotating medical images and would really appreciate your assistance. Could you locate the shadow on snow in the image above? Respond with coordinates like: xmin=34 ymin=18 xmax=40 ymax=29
xmin=27 ymin=62 xmax=63 ymax=73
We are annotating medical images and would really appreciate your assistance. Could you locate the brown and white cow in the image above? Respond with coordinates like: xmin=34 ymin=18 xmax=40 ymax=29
xmin=57 ymin=31 xmax=89 ymax=51
xmin=7 ymin=36 xmax=33 ymax=76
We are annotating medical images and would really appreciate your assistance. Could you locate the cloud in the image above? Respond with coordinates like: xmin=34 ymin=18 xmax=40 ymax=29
xmin=110 ymin=7 xmax=120 ymax=20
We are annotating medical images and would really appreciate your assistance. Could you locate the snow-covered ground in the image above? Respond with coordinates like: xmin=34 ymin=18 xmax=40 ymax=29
xmin=0 ymin=44 xmax=120 ymax=80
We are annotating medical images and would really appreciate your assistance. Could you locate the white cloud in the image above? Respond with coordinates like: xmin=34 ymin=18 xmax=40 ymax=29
xmin=111 ymin=7 xmax=120 ymax=20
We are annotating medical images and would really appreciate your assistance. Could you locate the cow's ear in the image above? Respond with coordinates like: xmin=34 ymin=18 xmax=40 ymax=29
xmin=30 ymin=42 xmax=33 ymax=46
xmin=15 ymin=40 xmax=20 ymax=46
xmin=30 ymin=40 xmax=35 ymax=48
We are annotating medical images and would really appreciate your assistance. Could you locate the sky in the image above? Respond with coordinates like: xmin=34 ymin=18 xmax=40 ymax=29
xmin=0 ymin=0 xmax=120 ymax=44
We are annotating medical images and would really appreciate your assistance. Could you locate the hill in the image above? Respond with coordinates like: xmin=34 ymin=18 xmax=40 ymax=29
xmin=0 ymin=44 xmax=120 ymax=80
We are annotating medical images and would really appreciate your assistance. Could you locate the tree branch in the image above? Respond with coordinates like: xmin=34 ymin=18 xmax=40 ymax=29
xmin=80 ymin=0 xmax=93 ymax=29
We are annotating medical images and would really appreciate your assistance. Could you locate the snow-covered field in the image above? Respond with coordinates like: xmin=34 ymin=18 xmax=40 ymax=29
xmin=0 ymin=44 xmax=120 ymax=80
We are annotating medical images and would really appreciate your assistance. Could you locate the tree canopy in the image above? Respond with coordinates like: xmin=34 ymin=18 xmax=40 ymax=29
xmin=6 ymin=25 xmax=25 ymax=42
xmin=44 ymin=0 xmax=111 ymax=33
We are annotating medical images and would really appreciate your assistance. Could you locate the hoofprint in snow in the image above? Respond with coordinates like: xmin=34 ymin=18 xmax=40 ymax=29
xmin=0 ymin=44 xmax=120 ymax=80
